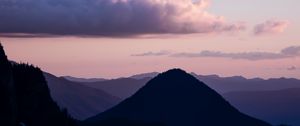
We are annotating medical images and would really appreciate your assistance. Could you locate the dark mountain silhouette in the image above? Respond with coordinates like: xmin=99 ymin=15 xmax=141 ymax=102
xmin=85 ymin=69 xmax=271 ymax=126
xmin=62 ymin=76 xmax=107 ymax=83
xmin=77 ymin=72 xmax=300 ymax=100
xmin=59 ymin=71 xmax=300 ymax=125
xmin=44 ymin=73 xmax=121 ymax=120
xmin=82 ymin=78 xmax=151 ymax=99
xmin=130 ymin=72 xmax=300 ymax=93
xmin=84 ymin=118 xmax=167 ymax=126
xmin=0 ymin=44 xmax=17 ymax=126
xmin=0 ymin=43 xmax=76 ymax=126
xmin=224 ymin=88 xmax=300 ymax=126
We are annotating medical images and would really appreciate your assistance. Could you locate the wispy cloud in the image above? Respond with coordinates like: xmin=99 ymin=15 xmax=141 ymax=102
xmin=253 ymin=19 xmax=289 ymax=35
xmin=131 ymin=51 xmax=171 ymax=57
xmin=0 ymin=0 xmax=245 ymax=37
xmin=132 ymin=46 xmax=300 ymax=61
xmin=171 ymin=51 xmax=289 ymax=60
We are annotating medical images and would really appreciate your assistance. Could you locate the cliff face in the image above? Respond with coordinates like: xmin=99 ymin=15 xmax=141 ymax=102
xmin=0 ymin=43 xmax=75 ymax=126
xmin=0 ymin=44 xmax=17 ymax=126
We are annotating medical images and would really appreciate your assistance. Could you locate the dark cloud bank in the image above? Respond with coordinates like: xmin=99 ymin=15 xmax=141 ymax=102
xmin=0 ymin=0 xmax=245 ymax=37
xmin=133 ymin=46 xmax=300 ymax=61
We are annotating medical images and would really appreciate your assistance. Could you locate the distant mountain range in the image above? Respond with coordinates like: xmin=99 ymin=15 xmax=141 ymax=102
xmin=193 ymin=74 xmax=300 ymax=93
xmin=84 ymin=69 xmax=271 ymax=126
xmin=2 ymin=42 xmax=299 ymax=126
xmin=129 ymin=72 xmax=159 ymax=79
xmin=80 ymin=78 xmax=151 ymax=99
xmin=62 ymin=76 xmax=107 ymax=83
xmin=44 ymin=73 xmax=121 ymax=120
xmin=224 ymin=88 xmax=300 ymax=126
xmin=64 ymin=72 xmax=300 ymax=96
xmin=61 ymin=72 xmax=300 ymax=125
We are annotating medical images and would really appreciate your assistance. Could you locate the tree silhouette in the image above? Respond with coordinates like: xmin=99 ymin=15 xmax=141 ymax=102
xmin=0 ymin=43 xmax=77 ymax=126
xmin=0 ymin=43 xmax=17 ymax=126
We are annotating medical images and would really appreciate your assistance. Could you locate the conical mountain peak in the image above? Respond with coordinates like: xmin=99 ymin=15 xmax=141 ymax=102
xmin=160 ymin=68 xmax=188 ymax=75
xmin=86 ymin=69 xmax=271 ymax=126
xmin=146 ymin=68 xmax=205 ymax=87
xmin=136 ymin=68 xmax=216 ymax=98
xmin=157 ymin=69 xmax=191 ymax=78
xmin=155 ymin=69 xmax=197 ymax=80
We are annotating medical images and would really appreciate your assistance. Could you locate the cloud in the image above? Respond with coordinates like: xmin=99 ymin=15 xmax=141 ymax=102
xmin=173 ymin=46 xmax=300 ymax=60
xmin=0 ymin=0 xmax=246 ymax=37
xmin=253 ymin=19 xmax=289 ymax=35
xmin=132 ymin=46 xmax=300 ymax=61
xmin=281 ymin=46 xmax=300 ymax=55
xmin=171 ymin=51 xmax=289 ymax=60
xmin=132 ymin=51 xmax=171 ymax=56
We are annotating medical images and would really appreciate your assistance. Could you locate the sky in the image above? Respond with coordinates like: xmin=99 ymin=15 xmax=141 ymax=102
xmin=1 ymin=0 xmax=300 ymax=79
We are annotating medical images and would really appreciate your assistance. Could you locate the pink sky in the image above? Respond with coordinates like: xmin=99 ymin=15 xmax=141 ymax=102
xmin=2 ymin=36 xmax=300 ymax=79
xmin=1 ymin=0 xmax=300 ymax=79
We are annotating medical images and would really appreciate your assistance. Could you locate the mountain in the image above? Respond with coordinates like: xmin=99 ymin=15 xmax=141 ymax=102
xmin=85 ymin=69 xmax=271 ymax=126
xmin=224 ymin=88 xmax=300 ymax=126
xmin=0 ymin=44 xmax=17 ymax=126
xmin=0 ymin=43 xmax=75 ymax=126
xmin=60 ymin=71 xmax=300 ymax=125
xmin=129 ymin=72 xmax=159 ymax=79
xmin=82 ymin=78 xmax=151 ymax=99
xmin=193 ymin=74 xmax=300 ymax=93
xmin=79 ymin=72 xmax=300 ymax=100
xmin=44 ymin=73 xmax=121 ymax=120
xmin=62 ymin=76 xmax=107 ymax=83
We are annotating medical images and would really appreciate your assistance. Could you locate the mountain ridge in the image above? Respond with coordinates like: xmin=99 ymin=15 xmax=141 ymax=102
xmin=44 ymin=72 xmax=121 ymax=120
xmin=85 ymin=69 xmax=271 ymax=126
xmin=224 ymin=88 xmax=300 ymax=126
xmin=66 ymin=71 xmax=300 ymax=95
xmin=62 ymin=76 xmax=107 ymax=83
xmin=0 ymin=43 xmax=75 ymax=126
